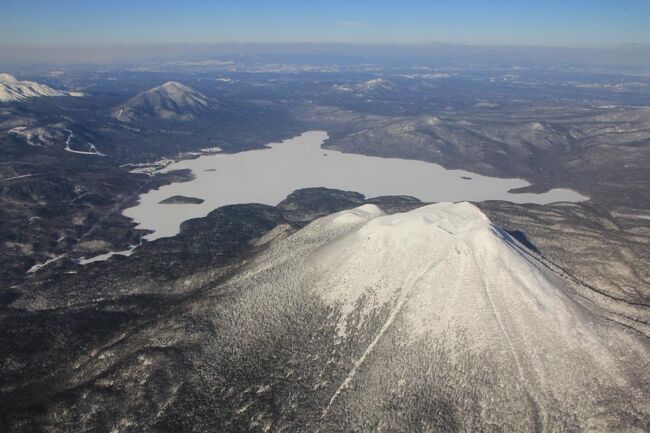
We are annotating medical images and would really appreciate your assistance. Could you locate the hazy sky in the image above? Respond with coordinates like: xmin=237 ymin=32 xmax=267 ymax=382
xmin=2 ymin=0 xmax=649 ymax=47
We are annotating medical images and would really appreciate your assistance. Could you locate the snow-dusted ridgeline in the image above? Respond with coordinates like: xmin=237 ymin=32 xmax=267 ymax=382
xmin=0 ymin=73 xmax=83 ymax=102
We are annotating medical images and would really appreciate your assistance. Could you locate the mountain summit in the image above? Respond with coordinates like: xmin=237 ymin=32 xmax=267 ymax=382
xmin=221 ymin=201 xmax=647 ymax=431
xmin=111 ymin=81 xmax=214 ymax=122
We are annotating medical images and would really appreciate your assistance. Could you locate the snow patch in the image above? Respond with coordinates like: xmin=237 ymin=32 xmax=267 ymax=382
xmin=63 ymin=129 xmax=105 ymax=156
xmin=27 ymin=254 xmax=65 ymax=273
xmin=78 ymin=244 xmax=138 ymax=265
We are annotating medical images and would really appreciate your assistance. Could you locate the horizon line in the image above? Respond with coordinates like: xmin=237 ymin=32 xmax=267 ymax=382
xmin=2 ymin=41 xmax=649 ymax=50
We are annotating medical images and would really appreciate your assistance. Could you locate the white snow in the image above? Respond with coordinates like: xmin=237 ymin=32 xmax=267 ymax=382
xmin=310 ymin=203 xmax=561 ymax=336
xmin=112 ymin=81 xmax=210 ymax=122
xmin=9 ymin=127 xmax=41 ymax=146
xmin=10 ymin=125 xmax=103 ymax=155
xmin=63 ymin=129 xmax=105 ymax=156
xmin=78 ymin=245 xmax=137 ymax=265
xmin=237 ymin=202 xmax=648 ymax=422
xmin=0 ymin=73 xmax=18 ymax=83
xmin=1 ymin=173 xmax=36 ymax=182
xmin=332 ymin=78 xmax=397 ymax=94
xmin=358 ymin=78 xmax=397 ymax=91
xmin=123 ymin=131 xmax=587 ymax=241
xmin=27 ymin=254 xmax=65 ymax=273
xmin=401 ymin=72 xmax=452 ymax=79
xmin=122 ymin=157 xmax=174 ymax=176
xmin=0 ymin=73 xmax=83 ymax=102
xmin=199 ymin=146 xmax=222 ymax=153
xmin=64 ymin=143 xmax=105 ymax=156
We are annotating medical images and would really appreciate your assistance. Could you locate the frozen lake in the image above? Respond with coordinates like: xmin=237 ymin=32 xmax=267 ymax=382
xmin=124 ymin=131 xmax=587 ymax=240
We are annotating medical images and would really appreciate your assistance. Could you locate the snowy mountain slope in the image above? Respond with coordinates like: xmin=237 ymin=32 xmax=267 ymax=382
xmin=0 ymin=73 xmax=82 ymax=102
xmin=6 ymin=123 xmax=105 ymax=155
xmin=111 ymin=81 xmax=214 ymax=122
xmin=5 ymin=199 xmax=647 ymax=432
xmin=211 ymin=202 xmax=649 ymax=431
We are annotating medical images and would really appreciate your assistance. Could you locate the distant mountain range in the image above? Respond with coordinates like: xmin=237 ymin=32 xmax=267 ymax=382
xmin=0 ymin=73 xmax=83 ymax=102
xmin=111 ymin=81 xmax=215 ymax=122
xmin=333 ymin=78 xmax=398 ymax=95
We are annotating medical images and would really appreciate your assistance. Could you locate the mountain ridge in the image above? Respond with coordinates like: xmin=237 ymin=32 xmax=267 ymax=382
xmin=111 ymin=81 xmax=214 ymax=122
xmin=0 ymin=73 xmax=82 ymax=102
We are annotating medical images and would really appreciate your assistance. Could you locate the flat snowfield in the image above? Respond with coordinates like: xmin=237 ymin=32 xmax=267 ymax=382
xmin=124 ymin=131 xmax=587 ymax=240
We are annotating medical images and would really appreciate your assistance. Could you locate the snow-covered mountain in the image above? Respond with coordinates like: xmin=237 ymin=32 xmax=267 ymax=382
xmin=208 ymin=202 xmax=648 ymax=431
xmin=111 ymin=81 xmax=214 ymax=122
xmin=4 ymin=194 xmax=648 ymax=432
xmin=5 ymin=121 xmax=105 ymax=155
xmin=0 ymin=73 xmax=82 ymax=102
xmin=333 ymin=78 xmax=398 ymax=95
xmin=356 ymin=78 xmax=398 ymax=92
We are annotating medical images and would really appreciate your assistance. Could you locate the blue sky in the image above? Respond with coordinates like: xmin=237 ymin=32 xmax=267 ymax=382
xmin=1 ymin=0 xmax=649 ymax=47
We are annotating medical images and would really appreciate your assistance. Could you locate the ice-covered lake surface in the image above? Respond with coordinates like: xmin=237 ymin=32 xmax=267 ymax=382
xmin=124 ymin=131 xmax=587 ymax=241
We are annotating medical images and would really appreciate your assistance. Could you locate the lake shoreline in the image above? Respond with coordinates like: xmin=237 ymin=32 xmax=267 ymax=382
xmin=123 ymin=131 xmax=588 ymax=241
